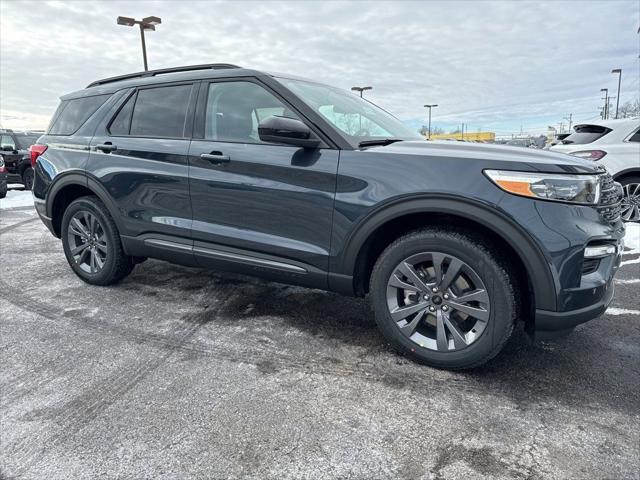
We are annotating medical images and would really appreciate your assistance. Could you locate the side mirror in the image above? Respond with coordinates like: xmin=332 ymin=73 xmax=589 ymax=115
xmin=258 ymin=116 xmax=320 ymax=149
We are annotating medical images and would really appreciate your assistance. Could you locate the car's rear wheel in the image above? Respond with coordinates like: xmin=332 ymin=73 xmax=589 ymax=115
xmin=620 ymin=176 xmax=640 ymax=223
xmin=61 ymin=196 xmax=134 ymax=285
xmin=370 ymin=228 xmax=517 ymax=369
xmin=22 ymin=167 xmax=34 ymax=190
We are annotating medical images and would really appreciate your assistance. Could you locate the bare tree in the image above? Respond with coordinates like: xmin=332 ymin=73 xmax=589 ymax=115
xmin=617 ymin=99 xmax=640 ymax=118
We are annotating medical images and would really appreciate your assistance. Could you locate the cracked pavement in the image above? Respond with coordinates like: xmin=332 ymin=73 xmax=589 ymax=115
xmin=1 ymin=201 xmax=639 ymax=479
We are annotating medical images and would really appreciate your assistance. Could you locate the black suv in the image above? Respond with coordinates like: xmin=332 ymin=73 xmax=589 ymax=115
xmin=0 ymin=129 xmax=43 ymax=189
xmin=32 ymin=64 xmax=625 ymax=369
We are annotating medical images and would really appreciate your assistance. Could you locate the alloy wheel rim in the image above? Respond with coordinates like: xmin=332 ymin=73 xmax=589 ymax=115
xmin=67 ymin=211 xmax=107 ymax=274
xmin=620 ymin=183 xmax=640 ymax=222
xmin=386 ymin=252 xmax=490 ymax=352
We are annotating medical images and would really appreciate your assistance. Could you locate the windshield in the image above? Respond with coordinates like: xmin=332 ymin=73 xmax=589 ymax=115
xmin=15 ymin=134 xmax=40 ymax=149
xmin=276 ymin=77 xmax=423 ymax=147
xmin=562 ymin=125 xmax=611 ymax=145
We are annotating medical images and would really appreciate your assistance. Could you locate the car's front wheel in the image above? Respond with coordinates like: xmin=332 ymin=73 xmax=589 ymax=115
xmin=61 ymin=196 xmax=134 ymax=285
xmin=370 ymin=228 xmax=518 ymax=369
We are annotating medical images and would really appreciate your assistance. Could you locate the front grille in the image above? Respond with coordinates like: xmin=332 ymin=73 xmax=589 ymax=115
xmin=597 ymin=172 xmax=622 ymax=222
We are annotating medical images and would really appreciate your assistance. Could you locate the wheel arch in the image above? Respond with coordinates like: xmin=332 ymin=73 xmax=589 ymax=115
xmin=47 ymin=173 xmax=122 ymax=238
xmin=341 ymin=195 xmax=556 ymax=313
xmin=613 ymin=168 xmax=640 ymax=183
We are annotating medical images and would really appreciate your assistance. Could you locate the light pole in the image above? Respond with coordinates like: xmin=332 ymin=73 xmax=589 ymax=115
xmin=611 ymin=69 xmax=622 ymax=119
xmin=117 ymin=16 xmax=162 ymax=71
xmin=423 ymin=104 xmax=438 ymax=139
xmin=351 ymin=86 xmax=372 ymax=98
xmin=600 ymin=88 xmax=609 ymax=119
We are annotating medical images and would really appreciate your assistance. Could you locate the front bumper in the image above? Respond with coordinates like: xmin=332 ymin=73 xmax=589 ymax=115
xmin=533 ymin=237 xmax=622 ymax=339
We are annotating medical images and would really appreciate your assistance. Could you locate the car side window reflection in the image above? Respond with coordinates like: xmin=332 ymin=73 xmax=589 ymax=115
xmin=204 ymin=81 xmax=300 ymax=143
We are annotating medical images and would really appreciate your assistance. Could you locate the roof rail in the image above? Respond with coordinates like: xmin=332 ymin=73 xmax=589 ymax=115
xmin=86 ymin=63 xmax=242 ymax=88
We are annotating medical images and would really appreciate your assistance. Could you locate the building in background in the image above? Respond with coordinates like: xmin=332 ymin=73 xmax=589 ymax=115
xmin=427 ymin=131 xmax=496 ymax=142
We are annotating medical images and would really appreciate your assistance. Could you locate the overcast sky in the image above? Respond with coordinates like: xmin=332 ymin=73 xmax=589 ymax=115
xmin=1 ymin=0 xmax=638 ymax=135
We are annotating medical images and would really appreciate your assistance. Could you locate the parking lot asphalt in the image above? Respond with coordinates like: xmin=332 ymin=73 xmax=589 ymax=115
xmin=1 ymin=200 xmax=639 ymax=480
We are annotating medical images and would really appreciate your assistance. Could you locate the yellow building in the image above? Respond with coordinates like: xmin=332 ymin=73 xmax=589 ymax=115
xmin=427 ymin=131 xmax=496 ymax=142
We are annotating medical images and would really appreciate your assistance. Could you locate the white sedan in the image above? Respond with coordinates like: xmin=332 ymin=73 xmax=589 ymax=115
xmin=551 ymin=118 xmax=640 ymax=222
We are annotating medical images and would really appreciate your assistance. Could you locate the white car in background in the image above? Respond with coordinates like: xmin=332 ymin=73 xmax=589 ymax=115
xmin=551 ymin=118 xmax=640 ymax=222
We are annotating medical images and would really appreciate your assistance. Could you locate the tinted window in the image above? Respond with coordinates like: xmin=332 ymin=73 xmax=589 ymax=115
xmin=561 ymin=125 xmax=611 ymax=145
xmin=49 ymin=95 xmax=110 ymax=135
xmin=109 ymin=94 xmax=135 ymax=135
xmin=628 ymin=129 xmax=640 ymax=143
xmin=204 ymin=81 xmax=300 ymax=143
xmin=130 ymin=85 xmax=192 ymax=137
xmin=1 ymin=135 xmax=16 ymax=150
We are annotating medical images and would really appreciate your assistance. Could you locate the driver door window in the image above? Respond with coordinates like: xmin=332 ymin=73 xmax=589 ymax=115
xmin=204 ymin=81 xmax=300 ymax=143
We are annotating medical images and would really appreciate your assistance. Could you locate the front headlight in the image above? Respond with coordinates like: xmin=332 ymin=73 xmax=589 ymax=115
xmin=484 ymin=170 xmax=600 ymax=205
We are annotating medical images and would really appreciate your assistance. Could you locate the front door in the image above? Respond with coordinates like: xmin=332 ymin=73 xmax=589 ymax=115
xmin=188 ymin=79 xmax=339 ymax=285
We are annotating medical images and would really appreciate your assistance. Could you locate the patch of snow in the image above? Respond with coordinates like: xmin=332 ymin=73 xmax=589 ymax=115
xmin=615 ymin=278 xmax=640 ymax=284
xmin=623 ymin=223 xmax=639 ymax=255
xmin=606 ymin=307 xmax=640 ymax=316
xmin=0 ymin=188 xmax=34 ymax=210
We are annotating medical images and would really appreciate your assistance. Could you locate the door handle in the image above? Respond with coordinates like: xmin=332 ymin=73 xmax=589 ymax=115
xmin=95 ymin=143 xmax=117 ymax=153
xmin=200 ymin=152 xmax=230 ymax=164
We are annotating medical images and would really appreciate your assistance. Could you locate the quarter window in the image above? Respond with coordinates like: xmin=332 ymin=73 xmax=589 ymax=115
xmin=129 ymin=85 xmax=192 ymax=138
xmin=48 ymin=95 xmax=110 ymax=135
xmin=204 ymin=81 xmax=300 ymax=143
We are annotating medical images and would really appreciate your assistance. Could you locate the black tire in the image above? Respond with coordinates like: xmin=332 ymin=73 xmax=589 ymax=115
xmin=61 ymin=196 xmax=134 ymax=285
xmin=619 ymin=175 xmax=640 ymax=223
xmin=0 ymin=185 xmax=6 ymax=199
xmin=22 ymin=167 xmax=34 ymax=190
xmin=370 ymin=228 xmax=517 ymax=370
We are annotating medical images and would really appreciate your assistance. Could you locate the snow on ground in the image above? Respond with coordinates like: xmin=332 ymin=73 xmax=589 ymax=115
xmin=623 ymin=222 xmax=640 ymax=256
xmin=0 ymin=186 xmax=34 ymax=210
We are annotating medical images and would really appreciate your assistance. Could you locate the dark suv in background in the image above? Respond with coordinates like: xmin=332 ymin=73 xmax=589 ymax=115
xmin=0 ymin=128 xmax=43 ymax=189
xmin=32 ymin=64 xmax=625 ymax=369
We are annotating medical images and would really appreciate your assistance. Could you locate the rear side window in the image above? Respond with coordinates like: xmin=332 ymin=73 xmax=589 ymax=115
xmin=561 ymin=124 xmax=611 ymax=145
xmin=628 ymin=129 xmax=640 ymax=143
xmin=128 ymin=85 xmax=192 ymax=137
xmin=49 ymin=95 xmax=110 ymax=135
xmin=109 ymin=94 xmax=135 ymax=136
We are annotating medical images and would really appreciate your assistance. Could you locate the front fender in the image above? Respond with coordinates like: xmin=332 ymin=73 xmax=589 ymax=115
xmin=331 ymin=194 xmax=557 ymax=311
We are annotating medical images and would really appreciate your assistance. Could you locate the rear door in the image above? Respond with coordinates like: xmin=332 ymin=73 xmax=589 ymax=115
xmin=187 ymin=78 xmax=339 ymax=284
xmin=87 ymin=82 xmax=197 ymax=246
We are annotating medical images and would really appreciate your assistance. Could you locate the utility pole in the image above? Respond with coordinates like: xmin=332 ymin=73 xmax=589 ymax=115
xmin=117 ymin=16 xmax=162 ymax=71
xmin=611 ymin=69 xmax=622 ymax=119
xmin=423 ymin=104 xmax=438 ymax=140
xmin=600 ymin=88 xmax=609 ymax=119
xmin=563 ymin=114 xmax=573 ymax=132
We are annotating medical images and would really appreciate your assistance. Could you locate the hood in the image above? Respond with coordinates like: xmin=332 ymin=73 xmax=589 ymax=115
xmin=366 ymin=141 xmax=601 ymax=174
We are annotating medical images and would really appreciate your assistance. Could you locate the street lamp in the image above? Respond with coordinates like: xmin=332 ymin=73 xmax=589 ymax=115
xmin=423 ymin=104 xmax=438 ymax=140
xmin=351 ymin=86 xmax=372 ymax=98
xmin=600 ymin=88 xmax=609 ymax=119
xmin=611 ymin=69 xmax=622 ymax=119
xmin=117 ymin=15 xmax=162 ymax=71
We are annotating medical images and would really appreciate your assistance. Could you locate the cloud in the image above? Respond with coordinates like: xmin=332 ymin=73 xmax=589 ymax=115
xmin=1 ymin=0 xmax=638 ymax=134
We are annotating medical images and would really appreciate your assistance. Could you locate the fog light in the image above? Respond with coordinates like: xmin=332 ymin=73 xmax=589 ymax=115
xmin=584 ymin=245 xmax=616 ymax=258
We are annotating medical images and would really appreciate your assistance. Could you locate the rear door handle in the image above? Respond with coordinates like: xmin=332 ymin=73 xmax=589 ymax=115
xmin=200 ymin=152 xmax=230 ymax=164
xmin=95 ymin=143 xmax=117 ymax=153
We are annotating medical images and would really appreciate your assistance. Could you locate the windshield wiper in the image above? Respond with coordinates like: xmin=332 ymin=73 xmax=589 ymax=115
xmin=358 ymin=138 xmax=404 ymax=148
